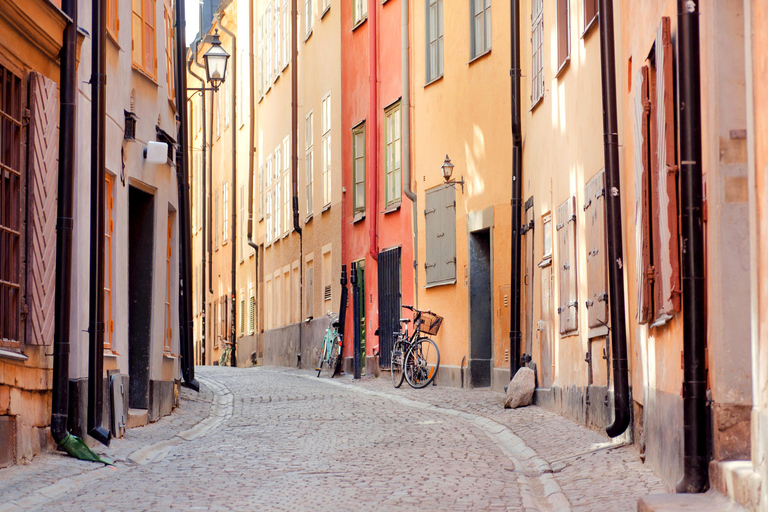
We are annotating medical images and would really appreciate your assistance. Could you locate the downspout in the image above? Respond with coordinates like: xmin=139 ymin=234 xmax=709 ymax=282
xmin=193 ymin=34 xmax=213 ymax=296
xmin=188 ymin=46 xmax=207 ymax=366
xmin=176 ymin=0 xmax=199 ymax=388
xmin=367 ymin=0 xmax=378 ymax=262
xmin=402 ymin=0 xmax=417 ymax=307
xmin=597 ymin=0 xmax=630 ymax=438
xmin=291 ymin=0 xmax=304 ymax=365
xmin=509 ymin=0 xmax=522 ymax=379
xmin=52 ymin=0 xmax=108 ymax=462
xmin=215 ymin=15 xmax=237 ymax=367
xmin=87 ymin=0 xmax=110 ymax=446
xmin=247 ymin=0 xmax=259 ymax=348
xmin=676 ymin=0 xmax=708 ymax=493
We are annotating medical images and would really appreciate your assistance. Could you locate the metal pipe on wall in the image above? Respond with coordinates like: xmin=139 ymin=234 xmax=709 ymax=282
xmin=509 ymin=0 xmax=523 ymax=380
xmin=291 ymin=0 xmax=304 ymax=366
xmin=597 ymin=0 xmax=630 ymax=439
xmin=352 ymin=263 xmax=361 ymax=379
xmin=676 ymin=0 xmax=708 ymax=493
xmin=247 ymin=0 xmax=260 ymax=358
xmin=367 ymin=0 xmax=378 ymax=262
xmin=87 ymin=0 xmax=110 ymax=446
xmin=402 ymin=0 xmax=418 ymax=308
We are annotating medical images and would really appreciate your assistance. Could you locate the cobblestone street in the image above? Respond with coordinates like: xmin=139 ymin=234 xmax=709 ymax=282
xmin=0 ymin=367 xmax=667 ymax=511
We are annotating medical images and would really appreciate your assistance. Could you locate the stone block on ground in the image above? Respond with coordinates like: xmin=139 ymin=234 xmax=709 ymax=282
xmin=504 ymin=367 xmax=535 ymax=409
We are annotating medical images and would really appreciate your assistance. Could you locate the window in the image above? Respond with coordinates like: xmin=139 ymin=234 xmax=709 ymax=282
xmin=249 ymin=286 xmax=255 ymax=334
xmin=470 ymin=0 xmax=492 ymax=59
xmin=240 ymin=185 xmax=246 ymax=261
xmin=353 ymin=0 xmax=367 ymax=26
xmin=305 ymin=258 xmax=314 ymax=318
xmin=531 ymin=0 xmax=544 ymax=105
xmin=224 ymin=74 xmax=230 ymax=127
xmin=634 ymin=17 xmax=680 ymax=326
xmin=556 ymin=0 xmax=570 ymax=73
xmin=107 ymin=0 xmax=119 ymax=41
xmin=274 ymin=0 xmax=281 ymax=79
xmin=424 ymin=185 xmax=457 ymax=286
xmin=164 ymin=1 xmax=175 ymax=101
xmin=584 ymin=171 xmax=608 ymax=329
xmin=305 ymin=111 xmax=314 ymax=216
xmin=282 ymin=0 xmax=289 ymax=68
xmin=1 ymin=66 xmax=22 ymax=348
xmin=542 ymin=213 xmax=553 ymax=262
xmin=132 ymin=0 xmax=157 ymax=78
xmin=266 ymin=4 xmax=273 ymax=90
xmin=214 ymin=187 xmax=220 ymax=248
xmin=222 ymin=181 xmax=229 ymax=243
xmin=305 ymin=0 xmax=313 ymax=37
xmin=321 ymin=93 xmax=331 ymax=208
xmin=216 ymin=87 xmax=222 ymax=138
xmin=583 ymin=0 xmax=598 ymax=34
xmin=220 ymin=295 xmax=228 ymax=341
xmin=274 ymin=149 xmax=281 ymax=239
xmin=384 ymin=103 xmax=402 ymax=207
xmin=322 ymin=247 xmax=332 ymax=307
xmin=258 ymin=15 xmax=263 ymax=97
xmin=105 ymin=175 xmax=115 ymax=351
xmin=426 ymin=0 xmax=444 ymax=82
xmin=352 ymin=123 xmax=366 ymax=214
xmin=556 ymin=196 xmax=577 ymax=334
xmin=282 ymin=137 xmax=290 ymax=234
xmin=266 ymin=157 xmax=273 ymax=243
xmin=258 ymin=162 xmax=264 ymax=220
xmin=321 ymin=0 xmax=330 ymax=15
xmin=164 ymin=212 xmax=174 ymax=353
xmin=240 ymin=295 xmax=245 ymax=336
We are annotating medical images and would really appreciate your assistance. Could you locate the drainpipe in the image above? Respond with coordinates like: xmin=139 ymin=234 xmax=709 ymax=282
xmin=247 ymin=0 xmax=260 ymax=350
xmin=51 ymin=0 xmax=77 ymax=447
xmin=509 ymin=0 xmax=523 ymax=379
xmin=402 ymin=0 xmax=418 ymax=308
xmin=597 ymin=0 xmax=630 ymax=439
xmin=188 ymin=45 xmax=207 ymax=366
xmin=87 ymin=0 xmax=110 ymax=446
xmin=291 ymin=0 xmax=304 ymax=365
xmin=176 ymin=0 xmax=199 ymax=388
xmin=675 ymin=0 xmax=708 ymax=493
xmin=215 ymin=14 xmax=237 ymax=367
xmin=193 ymin=33 xmax=213 ymax=296
xmin=367 ymin=0 xmax=378 ymax=262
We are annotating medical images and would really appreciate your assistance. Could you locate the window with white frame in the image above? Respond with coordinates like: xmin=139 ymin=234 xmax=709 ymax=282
xmin=353 ymin=0 xmax=367 ymax=26
xmin=258 ymin=15 xmax=264 ymax=97
xmin=258 ymin=161 xmax=264 ymax=220
xmin=265 ymin=4 xmax=273 ymax=91
xmin=426 ymin=0 xmax=444 ymax=82
xmin=470 ymin=0 xmax=492 ymax=59
xmin=265 ymin=157 xmax=273 ymax=244
xmin=222 ymin=181 xmax=229 ymax=243
xmin=321 ymin=93 xmax=332 ymax=208
xmin=240 ymin=185 xmax=246 ymax=261
xmin=282 ymin=0 xmax=289 ymax=68
xmin=305 ymin=111 xmax=314 ymax=217
xmin=321 ymin=0 xmax=330 ymax=15
xmin=305 ymin=0 xmax=313 ymax=37
xmin=283 ymin=137 xmax=290 ymax=234
xmin=274 ymin=0 xmax=281 ymax=80
xmin=353 ymin=123 xmax=366 ymax=214
xmin=385 ymin=103 xmax=402 ymax=206
xmin=531 ymin=0 xmax=544 ymax=105
xmin=275 ymin=148 xmax=282 ymax=239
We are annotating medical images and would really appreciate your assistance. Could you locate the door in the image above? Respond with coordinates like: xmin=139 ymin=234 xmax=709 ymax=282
xmin=469 ymin=229 xmax=492 ymax=387
xmin=377 ymin=247 xmax=401 ymax=368
xmin=539 ymin=264 xmax=554 ymax=388
xmin=522 ymin=197 xmax=535 ymax=364
xmin=357 ymin=259 xmax=366 ymax=371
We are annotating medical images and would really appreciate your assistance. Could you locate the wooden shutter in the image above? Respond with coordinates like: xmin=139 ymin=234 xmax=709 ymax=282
xmin=424 ymin=185 xmax=456 ymax=286
xmin=26 ymin=72 xmax=58 ymax=346
xmin=557 ymin=196 xmax=577 ymax=334
xmin=652 ymin=17 xmax=680 ymax=319
xmin=634 ymin=66 xmax=653 ymax=324
xmin=584 ymin=171 xmax=608 ymax=329
xmin=556 ymin=0 xmax=570 ymax=69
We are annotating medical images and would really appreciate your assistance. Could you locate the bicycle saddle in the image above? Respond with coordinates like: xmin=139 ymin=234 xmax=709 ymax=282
xmin=332 ymin=320 xmax=340 ymax=328
xmin=399 ymin=318 xmax=411 ymax=324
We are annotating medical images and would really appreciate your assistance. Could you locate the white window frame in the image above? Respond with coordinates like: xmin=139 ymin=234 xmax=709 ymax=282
xmin=426 ymin=0 xmax=444 ymax=83
xmin=305 ymin=111 xmax=314 ymax=218
xmin=305 ymin=0 xmax=313 ymax=38
xmin=470 ymin=0 xmax=492 ymax=60
xmin=531 ymin=0 xmax=545 ymax=106
xmin=283 ymin=137 xmax=291 ymax=234
xmin=321 ymin=93 xmax=332 ymax=208
xmin=353 ymin=0 xmax=367 ymax=27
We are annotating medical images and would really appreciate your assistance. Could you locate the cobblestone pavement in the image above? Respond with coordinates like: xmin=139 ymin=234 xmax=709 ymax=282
xmin=0 ymin=366 xmax=667 ymax=511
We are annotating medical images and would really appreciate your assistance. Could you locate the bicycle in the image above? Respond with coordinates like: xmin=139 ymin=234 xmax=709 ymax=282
xmin=219 ymin=340 xmax=232 ymax=367
xmin=316 ymin=314 xmax=342 ymax=378
xmin=391 ymin=305 xmax=441 ymax=389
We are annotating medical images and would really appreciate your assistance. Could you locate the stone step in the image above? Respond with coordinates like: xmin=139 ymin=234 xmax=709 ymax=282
xmin=637 ymin=490 xmax=748 ymax=512
xmin=126 ymin=408 xmax=148 ymax=429
xmin=709 ymin=460 xmax=762 ymax=511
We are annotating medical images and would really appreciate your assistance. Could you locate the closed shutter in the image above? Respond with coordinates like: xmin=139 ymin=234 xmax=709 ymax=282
xmin=556 ymin=196 xmax=577 ymax=334
xmin=250 ymin=295 xmax=255 ymax=333
xmin=424 ymin=185 xmax=456 ymax=286
xmin=634 ymin=66 xmax=653 ymax=324
xmin=305 ymin=265 xmax=314 ymax=318
xmin=220 ymin=296 xmax=227 ymax=341
xmin=652 ymin=17 xmax=680 ymax=318
xmin=26 ymin=71 xmax=58 ymax=346
xmin=584 ymin=171 xmax=608 ymax=329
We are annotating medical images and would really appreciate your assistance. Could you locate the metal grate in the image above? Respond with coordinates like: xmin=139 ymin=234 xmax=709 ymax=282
xmin=0 ymin=416 xmax=16 ymax=467
xmin=377 ymin=247 xmax=402 ymax=368
xmin=323 ymin=285 xmax=331 ymax=302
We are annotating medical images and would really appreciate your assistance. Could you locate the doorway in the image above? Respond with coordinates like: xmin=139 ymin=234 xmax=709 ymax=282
xmin=356 ymin=259 xmax=366 ymax=372
xmin=128 ymin=186 xmax=154 ymax=409
xmin=377 ymin=247 xmax=401 ymax=368
xmin=469 ymin=229 xmax=492 ymax=387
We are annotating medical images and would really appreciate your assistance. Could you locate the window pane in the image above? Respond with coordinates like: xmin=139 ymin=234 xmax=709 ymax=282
xmin=485 ymin=4 xmax=492 ymax=50
xmin=474 ymin=13 xmax=483 ymax=55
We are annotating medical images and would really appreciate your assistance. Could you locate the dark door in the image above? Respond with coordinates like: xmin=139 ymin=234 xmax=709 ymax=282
xmin=377 ymin=247 xmax=401 ymax=368
xmin=357 ymin=260 xmax=366 ymax=371
xmin=469 ymin=229 xmax=492 ymax=387
xmin=128 ymin=186 xmax=154 ymax=409
xmin=522 ymin=198 xmax=536 ymax=371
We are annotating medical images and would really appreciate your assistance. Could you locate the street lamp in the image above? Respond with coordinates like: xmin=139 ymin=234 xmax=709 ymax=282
xmin=203 ymin=30 xmax=230 ymax=88
xmin=441 ymin=154 xmax=465 ymax=193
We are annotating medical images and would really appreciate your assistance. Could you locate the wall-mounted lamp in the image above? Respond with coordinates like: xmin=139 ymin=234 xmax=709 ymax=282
xmin=144 ymin=141 xmax=169 ymax=164
xmin=203 ymin=29 xmax=230 ymax=89
xmin=441 ymin=155 xmax=465 ymax=193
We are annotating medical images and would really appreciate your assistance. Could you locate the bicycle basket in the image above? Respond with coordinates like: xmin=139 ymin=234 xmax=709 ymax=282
xmin=418 ymin=311 xmax=443 ymax=336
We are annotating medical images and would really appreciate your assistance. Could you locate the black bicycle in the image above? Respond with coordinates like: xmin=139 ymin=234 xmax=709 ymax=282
xmin=391 ymin=305 xmax=441 ymax=389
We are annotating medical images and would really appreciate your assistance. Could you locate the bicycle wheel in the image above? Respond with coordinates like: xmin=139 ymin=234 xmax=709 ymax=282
xmin=324 ymin=332 xmax=341 ymax=378
xmin=404 ymin=337 xmax=440 ymax=389
xmin=390 ymin=340 xmax=406 ymax=388
xmin=317 ymin=334 xmax=328 ymax=377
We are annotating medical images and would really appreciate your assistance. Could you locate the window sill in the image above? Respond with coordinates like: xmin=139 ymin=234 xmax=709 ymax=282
xmin=305 ymin=213 xmax=313 ymax=224
xmin=425 ymin=278 xmax=457 ymax=289
xmin=321 ymin=203 xmax=331 ymax=214
xmin=0 ymin=349 xmax=27 ymax=362
xmin=554 ymin=56 xmax=570 ymax=79
xmin=320 ymin=5 xmax=330 ymax=19
xmin=468 ymin=48 xmax=492 ymax=65
xmin=304 ymin=29 xmax=313 ymax=43
xmin=560 ymin=330 xmax=579 ymax=339
xmin=352 ymin=211 xmax=366 ymax=223
xmin=163 ymin=352 xmax=178 ymax=360
xmin=107 ymin=31 xmax=120 ymax=50
xmin=382 ymin=202 xmax=401 ymax=214
xmin=103 ymin=350 xmax=120 ymax=358
xmin=132 ymin=65 xmax=158 ymax=85
xmin=352 ymin=17 xmax=367 ymax=32
xmin=530 ymin=93 xmax=544 ymax=113
xmin=582 ymin=15 xmax=599 ymax=39
xmin=424 ymin=74 xmax=443 ymax=88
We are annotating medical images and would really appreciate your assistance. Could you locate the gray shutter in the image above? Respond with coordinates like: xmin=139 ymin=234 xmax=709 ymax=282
xmin=424 ymin=185 xmax=456 ymax=286
xmin=424 ymin=187 xmax=438 ymax=285
xmin=584 ymin=171 xmax=608 ymax=329
xmin=441 ymin=186 xmax=457 ymax=282
xmin=557 ymin=196 xmax=577 ymax=334
xmin=26 ymin=71 xmax=58 ymax=346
